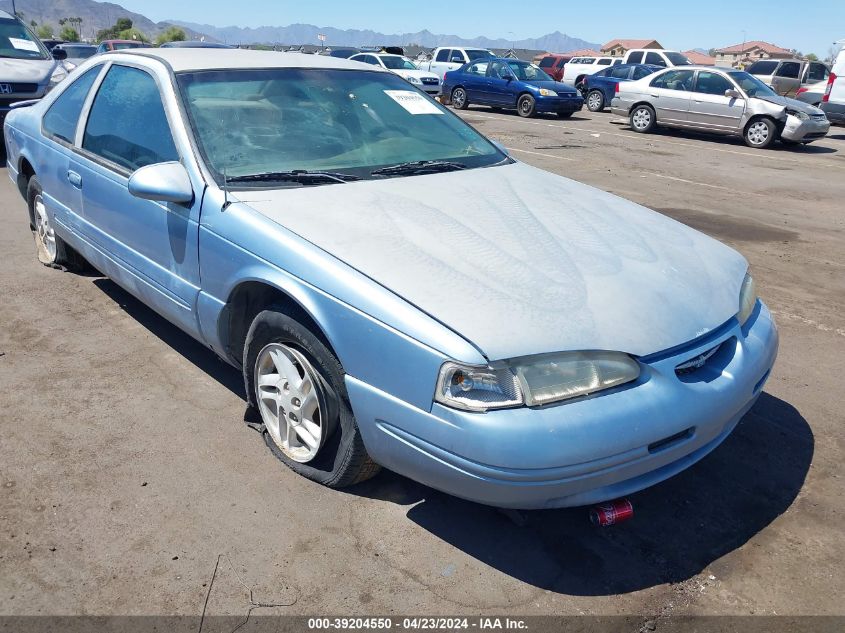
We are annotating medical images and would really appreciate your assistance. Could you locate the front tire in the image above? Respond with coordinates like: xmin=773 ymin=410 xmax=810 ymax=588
xmin=451 ymin=87 xmax=468 ymax=110
xmin=244 ymin=307 xmax=379 ymax=488
xmin=586 ymin=89 xmax=605 ymax=112
xmin=744 ymin=117 xmax=777 ymax=149
xmin=630 ymin=104 xmax=656 ymax=133
xmin=27 ymin=176 xmax=85 ymax=270
xmin=517 ymin=94 xmax=536 ymax=118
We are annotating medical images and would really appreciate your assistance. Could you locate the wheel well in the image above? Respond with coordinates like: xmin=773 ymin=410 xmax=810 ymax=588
xmin=629 ymin=101 xmax=655 ymax=116
xmin=744 ymin=114 xmax=777 ymax=133
xmin=17 ymin=158 xmax=35 ymax=224
xmin=223 ymin=281 xmax=333 ymax=367
xmin=575 ymin=75 xmax=587 ymax=85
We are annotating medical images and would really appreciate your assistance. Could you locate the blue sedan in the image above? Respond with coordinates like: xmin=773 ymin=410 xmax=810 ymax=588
xmin=582 ymin=63 xmax=663 ymax=112
xmin=4 ymin=49 xmax=778 ymax=509
xmin=443 ymin=57 xmax=584 ymax=118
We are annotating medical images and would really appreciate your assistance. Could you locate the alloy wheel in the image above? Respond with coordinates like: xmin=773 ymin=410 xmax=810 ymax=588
xmin=452 ymin=89 xmax=466 ymax=108
xmin=747 ymin=121 xmax=770 ymax=146
xmin=632 ymin=108 xmax=652 ymax=130
xmin=33 ymin=194 xmax=57 ymax=262
xmin=588 ymin=92 xmax=603 ymax=111
xmin=255 ymin=343 xmax=326 ymax=463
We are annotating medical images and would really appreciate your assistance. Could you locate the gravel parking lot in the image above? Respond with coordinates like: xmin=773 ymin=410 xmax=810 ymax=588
xmin=1 ymin=108 xmax=843 ymax=621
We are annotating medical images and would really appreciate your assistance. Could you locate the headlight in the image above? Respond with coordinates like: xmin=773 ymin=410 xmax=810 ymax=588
xmin=406 ymin=76 xmax=422 ymax=84
xmin=47 ymin=67 xmax=67 ymax=91
xmin=786 ymin=108 xmax=809 ymax=121
xmin=538 ymin=88 xmax=556 ymax=97
xmin=434 ymin=351 xmax=640 ymax=412
xmin=737 ymin=273 xmax=757 ymax=325
xmin=510 ymin=351 xmax=640 ymax=406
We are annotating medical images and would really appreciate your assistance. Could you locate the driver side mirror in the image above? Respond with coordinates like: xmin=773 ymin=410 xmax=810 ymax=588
xmin=724 ymin=88 xmax=742 ymax=99
xmin=128 ymin=162 xmax=194 ymax=204
xmin=52 ymin=48 xmax=67 ymax=61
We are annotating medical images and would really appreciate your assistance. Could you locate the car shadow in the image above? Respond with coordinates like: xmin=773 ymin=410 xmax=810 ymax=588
xmin=90 ymin=277 xmax=811 ymax=596
xmin=91 ymin=278 xmax=246 ymax=399
xmin=646 ymin=126 xmax=838 ymax=153
xmin=350 ymin=392 xmax=812 ymax=596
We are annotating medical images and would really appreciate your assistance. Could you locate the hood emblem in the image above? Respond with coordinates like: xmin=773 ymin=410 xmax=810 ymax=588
xmin=0 ymin=84 xmax=12 ymax=94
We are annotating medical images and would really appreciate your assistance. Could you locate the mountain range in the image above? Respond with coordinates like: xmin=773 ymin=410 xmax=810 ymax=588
xmin=170 ymin=21 xmax=601 ymax=52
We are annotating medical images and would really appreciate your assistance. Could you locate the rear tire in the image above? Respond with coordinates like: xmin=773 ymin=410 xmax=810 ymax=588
xmin=630 ymin=104 xmax=656 ymax=133
xmin=744 ymin=117 xmax=777 ymax=149
xmin=587 ymin=89 xmax=605 ymax=112
xmin=451 ymin=87 xmax=468 ymax=110
xmin=244 ymin=307 xmax=380 ymax=488
xmin=517 ymin=94 xmax=536 ymax=118
xmin=27 ymin=176 xmax=86 ymax=271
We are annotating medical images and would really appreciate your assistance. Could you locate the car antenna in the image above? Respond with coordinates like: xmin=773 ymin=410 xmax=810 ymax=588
xmin=222 ymin=165 xmax=231 ymax=211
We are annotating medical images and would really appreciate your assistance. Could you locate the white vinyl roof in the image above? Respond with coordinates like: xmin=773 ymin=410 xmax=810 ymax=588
xmin=114 ymin=48 xmax=384 ymax=73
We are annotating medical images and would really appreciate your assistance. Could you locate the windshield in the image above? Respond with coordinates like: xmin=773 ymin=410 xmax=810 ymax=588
xmin=177 ymin=68 xmax=506 ymax=185
xmin=0 ymin=18 xmax=49 ymax=60
xmin=466 ymin=49 xmax=493 ymax=61
xmin=62 ymin=46 xmax=96 ymax=60
xmin=664 ymin=52 xmax=692 ymax=66
xmin=502 ymin=60 xmax=553 ymax=82
xmin=727 ymin=71 xmax=778 ymax=98
xmin=380 ymin=56 xmax=418 ymax=70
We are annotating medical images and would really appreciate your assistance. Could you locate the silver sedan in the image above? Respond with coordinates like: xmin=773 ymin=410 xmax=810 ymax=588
xmin=611 ymin=65 xmax=830 ymax=148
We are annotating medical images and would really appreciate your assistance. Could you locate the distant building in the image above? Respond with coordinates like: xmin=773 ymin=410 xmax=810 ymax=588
xmin=713 ymin=41 xmax=795 ymax=68
xmin=683 ymin=50 xmax=716 ymax=66
xmin=601 ymin=39 xmax=663 ymax=57
xmin=491 ymin=48 xmax=549 ymax=61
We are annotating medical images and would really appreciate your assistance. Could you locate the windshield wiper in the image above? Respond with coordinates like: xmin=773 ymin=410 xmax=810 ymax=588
xmin=371 ymin=160 xmax=468 ymax=177
xmin=226 ymin=170 xmax=360 ymax=185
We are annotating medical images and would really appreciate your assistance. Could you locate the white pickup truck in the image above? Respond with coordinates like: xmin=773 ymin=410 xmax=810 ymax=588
xmin=560 ymin=56 xmax=620 ymax=88
xmin=417 ymin=46 xmax=495 ymax=80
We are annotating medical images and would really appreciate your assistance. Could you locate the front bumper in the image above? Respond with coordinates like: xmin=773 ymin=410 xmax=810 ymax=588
xmin=536 ymin=95 xmax=584 ymax=113
xmin=347 ymin=302 xmax=778 ymax=509
xmin=782 ymin=114 xmax=831 ymax=142
xmin=821 ymin=102 xmax=845 ymax=126
xmin=420 ymin=84 xmax=441 ymax=95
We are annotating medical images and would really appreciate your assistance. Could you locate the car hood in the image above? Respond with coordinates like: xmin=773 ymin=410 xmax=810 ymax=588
xmin=238 ymin=162 xmax=747 ymax=360
xmin=0 ymin=57 xmax=56 ymax=82
xmin=529 ymin=79 xmax=578 ymax=94
xmin=394 ymin=69 xmax=439 ymax=81
xmin=754 ymin=93 xmax=824 ymax=114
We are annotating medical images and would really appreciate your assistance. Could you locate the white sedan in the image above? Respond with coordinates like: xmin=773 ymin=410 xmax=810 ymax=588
xmin=350 ymin=53 xmax=441 ymax=95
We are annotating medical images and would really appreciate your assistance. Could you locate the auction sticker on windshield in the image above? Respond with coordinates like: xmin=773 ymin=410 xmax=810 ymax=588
xmin=9 ymin=38 xmax=40 ymax=52
xmin=384 ymin=90 xmax=443 ymax=115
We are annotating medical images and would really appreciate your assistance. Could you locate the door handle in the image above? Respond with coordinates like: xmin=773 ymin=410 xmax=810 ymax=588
xmin=67 ymin=170 xmax=82 ymax=188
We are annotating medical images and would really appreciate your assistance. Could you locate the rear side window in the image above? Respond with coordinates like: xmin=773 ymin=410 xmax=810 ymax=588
xmin=43 ymin=66 xmax=102 ymax=144
xmin=806 ymin=63 xmax=828 ymax=82
xmin=598 ymin=59 xmax=612 ymax=65
xmin=610 ymin=65 xmax=631 ymax=79
xmin=539 ymin=56 xmax=554 ymax=68
xmin=435 ymin=49 xmax=450 ymax=62
xmin=82 ymin=65 xmax=178 ymax=172
xmin=776 ymin=62 xmax=801 ymax=79
xmin=651 ymin=69 xmax=695 ymax=91
xmin=645 ymin=52 xmax=667 ymax=67
xmin=747 ymin=60 xmax=778 ymax=75
xmin=627 ymin=51 xmax=644 ymax=64
xmin=632 ymin=65 xmax=656 ymax=80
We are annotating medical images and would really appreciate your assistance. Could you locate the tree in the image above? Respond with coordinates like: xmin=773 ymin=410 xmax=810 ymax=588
xmin=805 ymin=53 xmax=818 ymax=62
xmin=97 ymin=18 xmax=148 ymax=43
xmin=115 ymin=18 xmax=133 ymax=32
xmin=155 ymin=26 xmax=187 ymax=45
xmin=35 ymin=24 xmax=54 ymax=39
xmin=59 ymin=26 xmax=79 ymax=42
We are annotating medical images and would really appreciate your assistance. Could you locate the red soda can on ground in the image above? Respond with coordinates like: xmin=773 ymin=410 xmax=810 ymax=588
xmin=590 ymin=499 xmax=634 ymax=526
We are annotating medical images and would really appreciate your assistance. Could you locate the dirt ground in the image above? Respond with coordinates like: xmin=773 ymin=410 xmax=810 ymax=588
xmin=1 ymin=108 xmax=843 ymax=624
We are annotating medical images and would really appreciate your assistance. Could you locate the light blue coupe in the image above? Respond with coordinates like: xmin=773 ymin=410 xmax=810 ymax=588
xmin=4 ymin=50 xmax=778 ymax=509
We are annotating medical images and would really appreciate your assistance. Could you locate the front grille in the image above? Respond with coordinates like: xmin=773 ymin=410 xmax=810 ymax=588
xmin=675 ymin=342 xmax=723 ymax=377
xmin=421 ymin=77 xmax=439 ymax=85
xmin=811 ymin=113 xmax=827 ymax=120
xmin=3 ymin=83 xmax=38 ymax=93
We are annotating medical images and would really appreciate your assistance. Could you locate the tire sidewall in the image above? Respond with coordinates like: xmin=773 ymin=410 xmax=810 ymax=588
xmin=243 ymin=309 xmax=358 ymax=486
xmin=27 ymin=176 xmax=62 ymax=266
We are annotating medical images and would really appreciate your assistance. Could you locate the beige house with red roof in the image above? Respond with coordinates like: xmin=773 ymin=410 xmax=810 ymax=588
xmin=601 ymin=39 xmax=663 ymax=57
xmin=713 ymin=41 xmax=795 ymax=68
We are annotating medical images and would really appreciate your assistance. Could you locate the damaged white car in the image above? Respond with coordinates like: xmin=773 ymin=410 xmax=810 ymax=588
xmin=611 ymin=66 xmax=830 ymax=148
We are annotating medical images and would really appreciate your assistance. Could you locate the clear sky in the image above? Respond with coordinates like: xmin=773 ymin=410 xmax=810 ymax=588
xmin=118 ymin=0 xmax=843 ymax=58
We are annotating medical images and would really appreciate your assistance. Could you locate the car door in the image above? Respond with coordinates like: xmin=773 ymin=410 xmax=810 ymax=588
xmin=803 ymin=62 xmax=829 ymax=87
xmin=687 ymin=70 xmax=745 ymax=132
xmin=486 ymin=60 xmax=517 ymax=105
xmin=69 ymin=62 xmax=202 ymax=335
xmin=38 ymin=65 xmax=104 ymax=237
xmin=461 ymin=60 xmax=490 ymax=101
xmin=771 ymin=61 xmax=802 ymax=96
xmin=429 ymin=49 xmax=451 ymax=79
xmin=648 ymin=69 xmax=694 ymax=124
